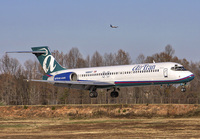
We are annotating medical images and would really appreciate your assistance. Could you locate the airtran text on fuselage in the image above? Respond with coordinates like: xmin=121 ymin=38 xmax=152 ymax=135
xmin=132 ymin=64 xmax=156 ymax=71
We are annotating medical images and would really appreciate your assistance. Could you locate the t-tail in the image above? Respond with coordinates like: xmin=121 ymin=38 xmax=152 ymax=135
xmin=31 ymin=46 xmax=66 ymax=79
xmin=7 ymin=46 xmax=66 ymax=80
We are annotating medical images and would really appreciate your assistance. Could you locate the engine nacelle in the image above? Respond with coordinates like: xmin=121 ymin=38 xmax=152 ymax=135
xmin=54 ymin=72 xmax=77 ymax=81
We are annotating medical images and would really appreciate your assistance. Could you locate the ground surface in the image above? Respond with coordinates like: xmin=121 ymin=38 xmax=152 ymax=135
xmin=0 ymin=104 xmax=199 ymax=119
xmin=0 ymin=118 xmax=200 ymax=139
xmin=0 ymin=104 xmax=200 ymax=138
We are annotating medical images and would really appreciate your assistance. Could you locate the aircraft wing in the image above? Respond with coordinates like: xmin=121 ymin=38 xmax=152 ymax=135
xmin=29 ymin=79 xmax=115 ymax=90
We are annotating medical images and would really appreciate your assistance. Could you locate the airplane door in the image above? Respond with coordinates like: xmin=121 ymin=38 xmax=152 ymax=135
xmin=163 ymin=68 xmax=168 ymax=78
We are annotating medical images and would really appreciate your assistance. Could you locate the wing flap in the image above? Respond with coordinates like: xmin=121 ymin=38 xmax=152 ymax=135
xmin=30 ymin=79 xmax=114 ymax=85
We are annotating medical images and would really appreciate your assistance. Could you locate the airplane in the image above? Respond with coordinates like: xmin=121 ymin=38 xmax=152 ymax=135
xmin=7 ymin=46 xmax=194 ymax=98
xmin=110 ymin=24 xmax=118 ymax=28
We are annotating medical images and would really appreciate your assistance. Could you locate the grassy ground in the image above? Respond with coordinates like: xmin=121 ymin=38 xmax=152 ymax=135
xmin=0 ymin=118 xmax=200 ymax=138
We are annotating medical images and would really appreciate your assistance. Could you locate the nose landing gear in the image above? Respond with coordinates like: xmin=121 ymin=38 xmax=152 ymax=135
xmin=181 ymin=83 xmax=186 ymax=92
xmin=181 ymin=86 xmax=186 ymax=92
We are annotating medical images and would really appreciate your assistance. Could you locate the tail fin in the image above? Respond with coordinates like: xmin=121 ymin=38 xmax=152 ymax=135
xmin=31 ymin=46 xmax=66 ymax=75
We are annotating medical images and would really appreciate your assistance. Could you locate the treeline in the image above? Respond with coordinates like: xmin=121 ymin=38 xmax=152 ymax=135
xmin=0 ymin=45 xmax=199 ymax=105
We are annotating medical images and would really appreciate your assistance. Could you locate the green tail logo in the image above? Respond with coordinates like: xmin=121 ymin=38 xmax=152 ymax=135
xmin=31 ymin=46 xmax=66 ymax=74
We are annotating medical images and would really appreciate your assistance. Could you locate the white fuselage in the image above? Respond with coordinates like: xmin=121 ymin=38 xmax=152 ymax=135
xmin=47 ymin=62 xmax=194 ymax=88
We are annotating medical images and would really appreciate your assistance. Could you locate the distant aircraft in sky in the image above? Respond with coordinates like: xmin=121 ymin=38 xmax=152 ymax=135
xmin=110 ymin=24 xmax=118 ymax=28
xmin=7 ymin=46 xmax=194 ymax=98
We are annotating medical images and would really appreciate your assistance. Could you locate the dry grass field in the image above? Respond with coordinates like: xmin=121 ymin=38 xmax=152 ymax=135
xmin=0 ymin=118 xmax=200 ymax=138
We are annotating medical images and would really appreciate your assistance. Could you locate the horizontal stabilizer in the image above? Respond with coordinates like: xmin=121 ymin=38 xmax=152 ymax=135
xmin=6 ymin=51 xmax=46 ymax=54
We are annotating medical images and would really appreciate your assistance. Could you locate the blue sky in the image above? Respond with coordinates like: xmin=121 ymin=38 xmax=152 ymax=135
xmin=0 ymin=0 xmax=200 ymax=64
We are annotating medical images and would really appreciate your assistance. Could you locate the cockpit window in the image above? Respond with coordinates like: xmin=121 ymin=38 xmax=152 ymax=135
xmin=171 ymin=66 xmax=187 ymax=71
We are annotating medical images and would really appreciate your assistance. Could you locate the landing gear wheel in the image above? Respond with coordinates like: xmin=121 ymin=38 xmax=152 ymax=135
xmin=89 ymin=91 xmax=98 ymax=98
xmin=110 ymin=91 xmax=119 ymax=98
xmin=181 ymin=88 xmax=186 ymax=92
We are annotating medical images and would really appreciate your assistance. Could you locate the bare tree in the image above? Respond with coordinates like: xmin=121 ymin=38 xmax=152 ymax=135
xmin=136 ymin=54 xmax=145 ymax=64
xmin=103 ymin=52 xmax=116 ymax=66
xmin=91 ymin=51 xmax=103 ymax=67
xmin=145 ymin=45 xmax=175 ymax=63
xmin=165 ymin=44 xmax=175 ymax=57
xmin=76 ymin=57 xmax=87 ymax=68
xmin=85 ymin=55 xmax=90 ymax=67
xmin=0 ymin=53 xmax=20 ymax=75
xmin=115 ymin=49 xmax=131 ymax=65
xmin=66 ymin=47 xmax=82 ymax=68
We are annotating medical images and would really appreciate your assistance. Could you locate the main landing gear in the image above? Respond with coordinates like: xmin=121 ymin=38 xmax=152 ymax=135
xmin=110 ymin=88 xmax=120 ymax=98
xmin=89 ymin=91 xmax=98 ymax=98
xmin=89 ymin=87 xmax=98 ymax=98
xmin=89 ymin=88 xmax=120 ymax=98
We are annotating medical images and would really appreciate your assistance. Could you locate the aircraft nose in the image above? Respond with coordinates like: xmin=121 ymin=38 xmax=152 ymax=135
xmin=188 ymin=73 xmax=195 ymax=81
